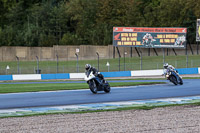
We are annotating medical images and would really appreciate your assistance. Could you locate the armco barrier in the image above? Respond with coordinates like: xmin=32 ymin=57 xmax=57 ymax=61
xmin=0 ymin=67 xmax=199 ymax=81
xmin=0 ymin=75 xmax=13 ymax=80
xmin=41 ymin=73 xmax=70 ymax=80
xmin=131 ymin=69 xmax=163 ymax=77
xmin=101 ymin=71 xmax=131 ymax=78
xmin=69 ymin=73 xmax=85 ymax=79
xmin=176 ymin=68 xmax=199 ymax=75
xmin=13 ymin=74 xmax=41 ymax=81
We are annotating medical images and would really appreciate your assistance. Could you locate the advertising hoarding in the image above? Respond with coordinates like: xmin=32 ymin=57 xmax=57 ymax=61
xmin=113 ymin=27 xmax=187 ymax=48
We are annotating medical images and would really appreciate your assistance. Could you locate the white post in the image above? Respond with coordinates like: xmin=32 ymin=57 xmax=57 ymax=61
xmin=106 ymin=62 xmax=110 ymax=72
xmin=6 ymin=65 xmax=10 ymax=75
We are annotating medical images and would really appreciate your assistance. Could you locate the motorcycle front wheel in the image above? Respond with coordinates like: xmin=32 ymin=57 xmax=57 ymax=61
xmin=104 ymin=82 xmax=111 ymax=93
xmin=179 ymin=78 xmax=183 ymax=85
xmin=170 ymin=76 xmax=178 ymax=85
xmin=89 ymin=80 xmax=98 ymax=94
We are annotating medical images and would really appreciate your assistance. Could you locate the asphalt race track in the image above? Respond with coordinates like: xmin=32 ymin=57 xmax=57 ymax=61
xmin=0 ymin=79 xmax=200 ymax=109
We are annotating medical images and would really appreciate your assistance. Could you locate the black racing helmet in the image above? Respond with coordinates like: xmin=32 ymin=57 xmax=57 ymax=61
xmin=85 ymin=64 xmax=91 ymax=70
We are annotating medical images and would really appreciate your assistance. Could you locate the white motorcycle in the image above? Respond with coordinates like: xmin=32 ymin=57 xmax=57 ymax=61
xmin=84 ymin=70 xmax=111 ymax=94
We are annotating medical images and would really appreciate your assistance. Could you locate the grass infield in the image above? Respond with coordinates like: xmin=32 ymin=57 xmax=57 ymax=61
xmin=0 ymin=82 xmax=164 ymax=93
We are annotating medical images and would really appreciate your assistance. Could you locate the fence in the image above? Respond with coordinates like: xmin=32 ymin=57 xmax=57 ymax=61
xmin=1 ymin=55 xmax=200 ymax=75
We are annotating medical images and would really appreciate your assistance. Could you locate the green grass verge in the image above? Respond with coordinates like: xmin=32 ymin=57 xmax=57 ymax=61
xmin=2 ymin=102 xmax=200 ymax=118
xmin=182 ymin=77 xmax=200 ymax=79
xmin=67 ymin=102 xmax=200 ymax=113
xmin=0 ymin=82 xmax=164 ymax=93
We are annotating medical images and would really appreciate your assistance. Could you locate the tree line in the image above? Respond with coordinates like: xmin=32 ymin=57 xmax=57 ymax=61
xmin=0 ymin=0 xmax=199 ymax=47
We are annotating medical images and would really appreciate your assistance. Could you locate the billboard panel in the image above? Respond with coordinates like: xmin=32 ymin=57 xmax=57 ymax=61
xmin=113 ymin=27 xmax=187 ymax=48
xmin=197 ymin=19 xmax=200 ymax=42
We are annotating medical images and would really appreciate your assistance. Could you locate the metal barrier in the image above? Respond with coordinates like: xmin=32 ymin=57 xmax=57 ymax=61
xmin=0 ymin=67 xmax=199 ymax=81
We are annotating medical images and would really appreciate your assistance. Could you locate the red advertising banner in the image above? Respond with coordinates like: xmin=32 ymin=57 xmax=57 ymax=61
xmin=113 ymin=27 xmax=187 ymax=48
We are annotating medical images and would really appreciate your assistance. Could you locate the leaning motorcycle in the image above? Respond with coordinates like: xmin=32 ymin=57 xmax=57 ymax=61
xmin=165 ymin=69 xmax=183 ymax=85
xmin=84 ymin=70 xmax=111 ymax=94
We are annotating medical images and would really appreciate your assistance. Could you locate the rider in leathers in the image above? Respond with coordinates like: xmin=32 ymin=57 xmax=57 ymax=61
xmin=163 ymin=63 xmax=179 ymax=76
xmin=85 ymin=64 xmax=105 ymax=84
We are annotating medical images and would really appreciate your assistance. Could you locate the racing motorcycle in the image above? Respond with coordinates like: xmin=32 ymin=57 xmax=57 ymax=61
xmin=165 ymin=69 xmax=183 ymax=85
xmin=84 ymin=70 xmax=111 ymax=94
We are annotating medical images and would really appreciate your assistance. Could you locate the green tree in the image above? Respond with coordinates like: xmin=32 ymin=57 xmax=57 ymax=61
xmin=65 ymin=0 xmax=99 ymax=45
xmin=0 ymin=0 xmax=200 ymax=46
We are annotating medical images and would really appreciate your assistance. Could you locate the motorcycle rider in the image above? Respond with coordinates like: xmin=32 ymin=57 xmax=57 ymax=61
xmin=85 ymin=64 xmax=105 ymax=84
xmin=142 ymin=33 xmax=154 ymax=47
xmin=163 ymin=63 xmax=179 ymax=76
